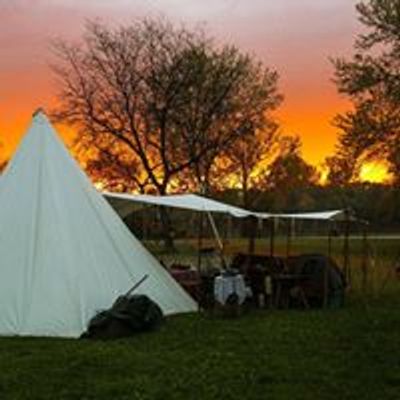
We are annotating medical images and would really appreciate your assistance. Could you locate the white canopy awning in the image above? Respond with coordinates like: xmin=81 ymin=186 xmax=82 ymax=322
xmin=103 ymin=192 xmax=256 ymax=219
xmin=103 ymin=192 xmax=351 ymax=222
xmin=256 ymin=210 xmax=349 ymax=222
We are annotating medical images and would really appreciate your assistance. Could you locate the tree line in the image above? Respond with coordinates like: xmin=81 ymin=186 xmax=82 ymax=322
xmin=219 ymin=184 xmax=400 ymax=232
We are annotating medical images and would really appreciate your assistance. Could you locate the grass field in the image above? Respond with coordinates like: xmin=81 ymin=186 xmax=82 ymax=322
xmin=0 ymin=237 xmax=399 ymax=400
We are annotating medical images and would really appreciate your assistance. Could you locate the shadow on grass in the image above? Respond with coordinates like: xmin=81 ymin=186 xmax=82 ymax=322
xmin=0 ymin=290 xmax=399 ymax=400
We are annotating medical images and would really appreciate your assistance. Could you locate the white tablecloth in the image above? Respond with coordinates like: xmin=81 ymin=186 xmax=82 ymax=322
xmin=214 ymin=274 xmax=247 ymax=305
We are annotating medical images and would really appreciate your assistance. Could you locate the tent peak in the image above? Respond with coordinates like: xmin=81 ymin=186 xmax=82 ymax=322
xmin=32 ymin=107 xmax=48 ymax=121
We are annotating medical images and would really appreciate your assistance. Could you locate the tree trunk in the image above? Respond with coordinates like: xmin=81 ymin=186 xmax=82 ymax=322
xmin=148 ymin=180 xmax=176 ymax=251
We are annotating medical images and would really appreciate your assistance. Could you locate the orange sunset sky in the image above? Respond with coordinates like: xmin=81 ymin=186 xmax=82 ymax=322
xmin=1 ymin=0 xmax=360 ymax=168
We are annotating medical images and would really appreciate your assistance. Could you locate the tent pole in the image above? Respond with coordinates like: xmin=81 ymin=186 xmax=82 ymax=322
xmin=223 ymin=214 xmax=232 ymax=259
xmin=247 ymin=216 xmax=257 ymax=256
xmin=197 ymin=211 xmax=204 ymax=272
xmin=269 ymin=218 xmax=275 ymax=258
xmin=361 ymin=222 xmax=369 ymax=293
xmin=328 ymin=222 xmax=332 ymax=258
xmin=257 ymin=217 xmax=264 ymax=253
xmin=343 ymin=210 xmax=351 ymax=288
xmin=324 ymin=221 xmax=332 ymax=309
xmin=286 ymin=219 xmax=292 ymax=258
xmin=222 ymin=214 xmax=229 ymax=255
xmin=206 ymin=212 xmax=223 ymax=250
xmin=227 ymin=215 xmax=233 ymax=239
xmin=206 ymin=211 xmax=227 ymax=268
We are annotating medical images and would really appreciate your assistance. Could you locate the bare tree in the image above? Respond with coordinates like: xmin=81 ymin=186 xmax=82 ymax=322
xmin=51 ymin=18 xmax=282 ymax=246
xmin=217 ymin=128 xmax=279 ymax=208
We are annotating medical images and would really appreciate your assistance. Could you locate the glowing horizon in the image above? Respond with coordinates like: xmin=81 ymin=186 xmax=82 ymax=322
xmin=0 ymin=0 xmax=366 ymax=174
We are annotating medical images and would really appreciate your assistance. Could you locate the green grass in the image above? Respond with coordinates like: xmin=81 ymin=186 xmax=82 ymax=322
xmin=1 ymin=237 xmax=399 ymax=399
xmin=0 ymin=292 xmax=399 ymax=399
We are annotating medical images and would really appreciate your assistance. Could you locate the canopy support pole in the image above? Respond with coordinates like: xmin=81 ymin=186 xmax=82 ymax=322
xmin=286 ymin=219 xmax=292 ymax=258
xmin=361 ymin=222 xmax=369 ymax=293
xmin=197 ymin=211 xmax=204 ymax=271
xmin=222 ymin=214 xmax=232 ymax=257
xmin=269 ymin=218 xmax=275 ymax=258
xmin=247 ymin=216 xmax=257 ymax=256
xmin=343 ymin=210 xmax=351 ymax=288
xmin=206 ymin=211 xmax=227 ymax=268
xmin=323 ymin=222 xmax=334 ymax=308
xmin=327 ymin=222 xmax=332 ymax=258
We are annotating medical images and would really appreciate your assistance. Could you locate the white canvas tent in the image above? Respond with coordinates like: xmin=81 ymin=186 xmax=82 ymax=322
xmin=0 ymin=112 xmax=197 ymax=338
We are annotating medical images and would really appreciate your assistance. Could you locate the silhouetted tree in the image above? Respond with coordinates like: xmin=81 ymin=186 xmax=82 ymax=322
xmin=84 ymin=145 xmax=146 ymax=192
xmin=332 ymin=0 xmax=400 ymax=185
xmin=221 ymin=127 xmax=279 ymax=208
xmin=266 ymin=136 xmax=319 ymax=210
xmin=51 ymin=18 xmax=282 ymax=247
xmin=52 ymin=18 xmax=282 ymax=195
xmin=325 ymin=153 xmax=358 ymax=187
